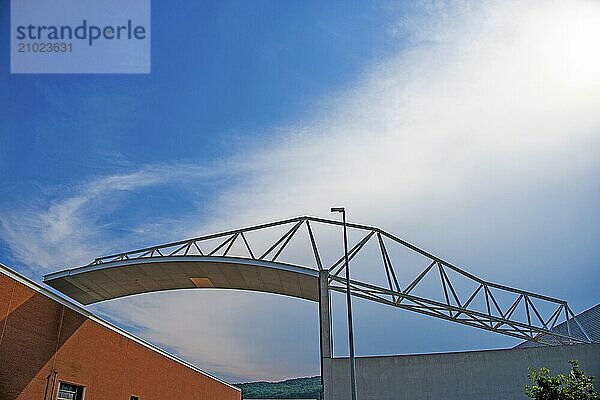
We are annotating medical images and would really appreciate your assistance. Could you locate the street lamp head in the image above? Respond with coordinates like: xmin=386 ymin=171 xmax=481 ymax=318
xmin=331 ymin=207 xmax=345 ymax=213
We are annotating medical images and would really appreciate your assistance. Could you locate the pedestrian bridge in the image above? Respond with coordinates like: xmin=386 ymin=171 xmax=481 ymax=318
xmin=44 ymin=215 xmax=591 ymax=345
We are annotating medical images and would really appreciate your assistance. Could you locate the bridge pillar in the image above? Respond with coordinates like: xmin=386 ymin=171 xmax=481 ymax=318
xmin=319 ymin=270 xmax=333 ymax=400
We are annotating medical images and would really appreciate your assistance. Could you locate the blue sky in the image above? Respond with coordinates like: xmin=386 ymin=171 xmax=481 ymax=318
xmin=1 ymin=1 xmax=408 ymax=183
xmin=1 ymin=0 xmax=599 ymax=383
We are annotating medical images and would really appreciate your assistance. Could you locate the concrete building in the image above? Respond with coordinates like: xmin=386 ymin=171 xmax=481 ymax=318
xmin=0 ymin=263 xmax=241 ymax=400
xmin=327 ymin=304 xmax=600 ymax=399
xmin=327 ymin=342 xmax=600 ymax=400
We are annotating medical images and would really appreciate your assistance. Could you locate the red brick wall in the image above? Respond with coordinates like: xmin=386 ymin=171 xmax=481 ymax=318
xmin=0 ymin=270 xmax=241 ymax=400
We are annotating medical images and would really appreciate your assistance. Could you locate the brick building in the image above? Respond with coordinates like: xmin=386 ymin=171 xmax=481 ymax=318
xmin=0 ymin=263 xmax=241 ymax=400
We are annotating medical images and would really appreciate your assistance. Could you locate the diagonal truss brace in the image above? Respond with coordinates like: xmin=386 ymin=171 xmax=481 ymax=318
xmin=328 ymin=275 xmax=582 ymax=345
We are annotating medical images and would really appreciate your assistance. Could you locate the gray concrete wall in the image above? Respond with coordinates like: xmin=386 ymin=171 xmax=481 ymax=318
xmin=319 ymin=271 xmax=333 ymax=400
xmin=326 ymin=344 xmax=600 ymax=400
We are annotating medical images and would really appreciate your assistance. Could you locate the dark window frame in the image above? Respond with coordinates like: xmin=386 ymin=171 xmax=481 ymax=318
xmin=56 ymin=380 xmax=85 ymax=400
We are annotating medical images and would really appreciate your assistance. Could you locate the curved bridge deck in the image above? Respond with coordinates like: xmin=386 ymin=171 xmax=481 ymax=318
xmin=44 ymin=256 xmax=320 ymax=305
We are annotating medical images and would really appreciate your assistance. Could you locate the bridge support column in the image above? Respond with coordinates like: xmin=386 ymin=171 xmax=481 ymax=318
xmin=319 ymin=270 xmax=333 ymax=400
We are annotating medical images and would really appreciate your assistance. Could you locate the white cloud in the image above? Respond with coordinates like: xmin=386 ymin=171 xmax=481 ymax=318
xmin=0 ymin=164 xmax=215 ymax=270
xmin=93 ymin=290 xmax=320 ymax=382
xmin=2 ymin=0 xmax=599 ymax=382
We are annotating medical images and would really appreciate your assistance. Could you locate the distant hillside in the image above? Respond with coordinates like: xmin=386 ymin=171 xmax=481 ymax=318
xmin=236 ymin=376 xmax=322 ymax=399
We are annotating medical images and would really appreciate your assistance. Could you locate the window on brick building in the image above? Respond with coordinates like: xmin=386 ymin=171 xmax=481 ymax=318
xmin=131 ymin=396 xmax=139 ymax=400
xmin=56 ymin=382 xmax=84 ymax=400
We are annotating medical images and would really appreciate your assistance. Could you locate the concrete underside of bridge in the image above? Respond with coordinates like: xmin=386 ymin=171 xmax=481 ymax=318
xmin=44 ymin=256 xmax=320 ymax=304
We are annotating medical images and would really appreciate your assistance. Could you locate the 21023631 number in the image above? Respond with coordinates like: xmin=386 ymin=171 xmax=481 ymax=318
xmin=18 ymin=42 xmax=73 ymax=53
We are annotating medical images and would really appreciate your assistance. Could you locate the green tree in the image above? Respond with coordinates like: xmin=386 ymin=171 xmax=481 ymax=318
xmin=525 ymin=360 xmax=600 ymax=400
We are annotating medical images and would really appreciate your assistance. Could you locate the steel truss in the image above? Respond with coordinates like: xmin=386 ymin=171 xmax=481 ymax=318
xmin=89 ymin=216 xmax=592 ymax=345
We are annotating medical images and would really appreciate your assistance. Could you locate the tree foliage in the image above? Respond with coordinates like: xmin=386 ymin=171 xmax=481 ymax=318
xmin=525 ymin=360 xmax=600 ymax=400
xmin=237 ymin=376 xmax=322 ymax=399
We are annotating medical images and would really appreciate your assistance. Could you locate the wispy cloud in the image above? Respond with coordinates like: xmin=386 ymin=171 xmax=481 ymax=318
xmin=0 ymin=164 xmax=216 ymax=271
xmin=1 ymin=0 xmax=599 ymax=382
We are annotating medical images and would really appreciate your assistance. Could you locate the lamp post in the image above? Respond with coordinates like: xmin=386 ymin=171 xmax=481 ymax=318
xmin=331 ymin=207 xmax=357 ymax=400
